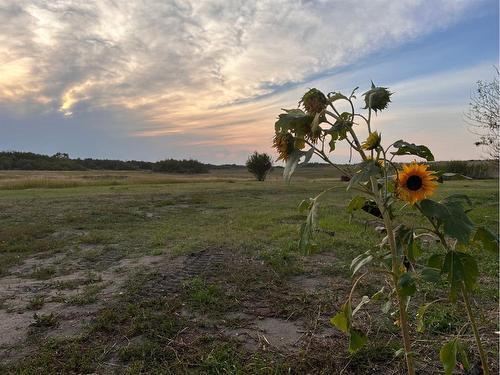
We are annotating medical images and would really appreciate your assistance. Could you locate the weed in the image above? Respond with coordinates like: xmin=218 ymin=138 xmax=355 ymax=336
xmin=68 ymin=284 xmax=103 ymax=305
xmin=424 ymin=304 xmax=465 ymax=334
xmin=27 ymin=295 xmax=45 ymax=310
xmin=31 ymin=313 xmax=58 ymax=328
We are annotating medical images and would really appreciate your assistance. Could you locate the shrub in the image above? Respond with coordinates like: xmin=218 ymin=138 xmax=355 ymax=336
xmin=246 ymin=152 xmax=272 ymax=181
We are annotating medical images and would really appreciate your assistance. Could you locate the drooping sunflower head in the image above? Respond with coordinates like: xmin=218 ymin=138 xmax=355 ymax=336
xmin=363 ymin=82 xmax=392 ymax=113
xmin=362 ymin=131 xmax=381 ymax=150
xmin=299 ymin=88 xmax=328 ymax=114
xmin=273 ymin=132 xmax=295 ymax=161
xmin=396 ymin=163 xmax=438 ymax=204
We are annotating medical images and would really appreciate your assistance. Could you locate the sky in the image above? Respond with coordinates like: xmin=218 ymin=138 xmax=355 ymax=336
xmin=0 ymin=0 xmax=498 ymax=164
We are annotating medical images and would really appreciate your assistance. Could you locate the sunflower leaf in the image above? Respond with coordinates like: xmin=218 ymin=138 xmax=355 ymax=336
xmin=440 ymin=339 xmax=458 ymax=375
xmin=348 ymin=329 xmax=367 ymax=353
xmin=346 ymin=196 xmax=367 ymax=213
xmin=473 ymin=226 xmax=499 ymax=253
xmin=398 ymin=272 xmax=416 ymax=297
xmin=442 ymin=251 xmax=478 ymax=295
xmin=391 ymin=140 xmax=434 ymax=161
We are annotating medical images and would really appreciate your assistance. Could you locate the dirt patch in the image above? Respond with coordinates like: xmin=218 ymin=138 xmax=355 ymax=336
xmin=0 ymin=248 xmax=230 ymax=362
xmin=0 ymin=252 xmax=171 ymax=360
xmin=289 ymin=275 xmax=330 ymax=293
xmin=227 ymin=317 xmax=304 ymax=352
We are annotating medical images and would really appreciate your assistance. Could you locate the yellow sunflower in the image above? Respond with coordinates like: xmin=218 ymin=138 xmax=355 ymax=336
xmin=396 ymin=163 xmax=437 ymax=204
xmin=362 ymin=131 xmax=381 ymax=150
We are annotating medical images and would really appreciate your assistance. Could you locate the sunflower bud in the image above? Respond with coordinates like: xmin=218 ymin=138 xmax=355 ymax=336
xmin=362 ymin=131 xmax=381 ymax=150
xmin=300 ymin=88 xmax=328 ymax=114
xmin=363 ymin=82 xmax=392 ymax=113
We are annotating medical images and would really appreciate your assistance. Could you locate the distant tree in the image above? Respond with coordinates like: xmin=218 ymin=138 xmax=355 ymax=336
xmin=465 ymin=67 xmax=499 ymax=160
xmin=52 ymin=152 xmax=69 ymax=159
xmin=152 ymin=158 xmax=209 ymax=174
xmin=246 ymin=152 xmax=272 ymax=181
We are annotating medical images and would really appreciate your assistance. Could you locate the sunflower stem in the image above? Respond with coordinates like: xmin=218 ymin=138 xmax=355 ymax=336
xmin=371 ymin=176 xmax=416 ymax=375
xmin=461 ymin=284 xmax=490 ymax=375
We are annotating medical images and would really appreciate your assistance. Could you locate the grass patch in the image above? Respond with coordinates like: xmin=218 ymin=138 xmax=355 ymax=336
xmin=182 ymin=277 xmax=228 ymax=314
xmin=30 ymin=266 xmax=56 ymax=280
xmin=259 ymin=244 xmax=303 ymax=276
xmin=67 ymin=284 xmax=103 ymax=305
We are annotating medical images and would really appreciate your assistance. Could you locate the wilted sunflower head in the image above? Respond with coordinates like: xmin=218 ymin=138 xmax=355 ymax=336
xmin=362 ymin=131 xmax=381 ymax=150
xmin=300 ymin=88 xmax=328 ymax=114
xmin=396 ymin=163 xmax=438 ymax=204
xmin=273 ymin=132 xmax=295 ymax=161
xmin=363 ymin=82 xmax=392 ymax=113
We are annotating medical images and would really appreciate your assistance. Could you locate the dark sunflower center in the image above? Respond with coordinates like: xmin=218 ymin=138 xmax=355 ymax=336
xmin=406 ymin=175 xmax=423 ymax=191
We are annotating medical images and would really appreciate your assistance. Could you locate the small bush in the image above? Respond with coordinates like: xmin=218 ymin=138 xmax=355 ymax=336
xmin=246 ymin=152 xmax=272 ymax=181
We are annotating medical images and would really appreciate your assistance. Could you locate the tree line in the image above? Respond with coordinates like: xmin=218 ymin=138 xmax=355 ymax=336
xmin=0 ymin=151 xmax=209 ymax=174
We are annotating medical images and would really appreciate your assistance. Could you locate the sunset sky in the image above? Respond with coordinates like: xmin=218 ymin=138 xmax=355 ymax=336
xmin=0 ymin=0 xmax=498 ymax=164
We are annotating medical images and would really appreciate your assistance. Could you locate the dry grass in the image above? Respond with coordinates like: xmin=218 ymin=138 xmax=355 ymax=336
xmin=0 ymin=166 xmax=345 ymax=190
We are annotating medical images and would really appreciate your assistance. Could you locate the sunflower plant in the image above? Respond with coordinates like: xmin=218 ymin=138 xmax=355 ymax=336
xmin=272 ymin=84 xmax=498 ymax=375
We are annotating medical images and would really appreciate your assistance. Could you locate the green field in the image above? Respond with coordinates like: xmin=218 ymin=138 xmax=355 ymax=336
xmin=0 ymin=169 xmax=497 ymax=374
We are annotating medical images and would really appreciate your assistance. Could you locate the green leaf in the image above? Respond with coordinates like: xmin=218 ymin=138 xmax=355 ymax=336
xmin=347 ymin=196 xmax=366 ymax=213
xmin=348 ymin=329 xmax=367 ymax=354
xmin=298 ymin=197 xmax=319 ymax=253
xmin=420 ymin=199 xmax=474 ymax=244
xmin=420 ymin=199 xmax=449 ymax=222
xmin=298 ymin=198 xmax=312 ymax=213
xmin=398 ymin=272 xmax=416 ymax=297
xmin=371 ymin=287 xmax=385 ymax=301
xmin=329 ymin=136 xmax=336 ymax=152
xmin=394 ymin=225 xmax=414 ymax=257
xmin=330 ymin=302 xmax=351 ymax=333
xmin=391 ymin=140 xmax=434 ymax=161
xmin=421 ymin=267 xmax=441 ymax=283
xmin=416 ymin=303 xmax=432 ymax=333
xmin=328 ymin=92 xmax=348 ymax=102
xmin=440 ymin=339 xmax=458 ymax=375
xmin=361 ymin=200 xmax=382 ymax=218
xmin=442 ymin=201 xmax=474 ymax=244
xmin=408 ymin=240 xmax=422 ymax=262
xmin=442 ymin=251 xmax=478 ymax=292
xmin=427 ymin=254 xmax=444 ymax=269
xmin=473 ymin=226 xmax=499 ymax=253
xmin=275 ymin=108 xmax=313 ymax=134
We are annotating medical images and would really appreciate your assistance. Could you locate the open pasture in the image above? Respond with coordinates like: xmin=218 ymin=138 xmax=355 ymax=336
xmin=0 ymin=170 xmax=497 ymax=374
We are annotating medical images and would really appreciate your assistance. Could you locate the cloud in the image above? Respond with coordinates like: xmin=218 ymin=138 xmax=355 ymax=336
xmin=1 ymin=1 xmax=480 ymax=112
xmin=0 ymin=0 xmax=492 ymax=163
